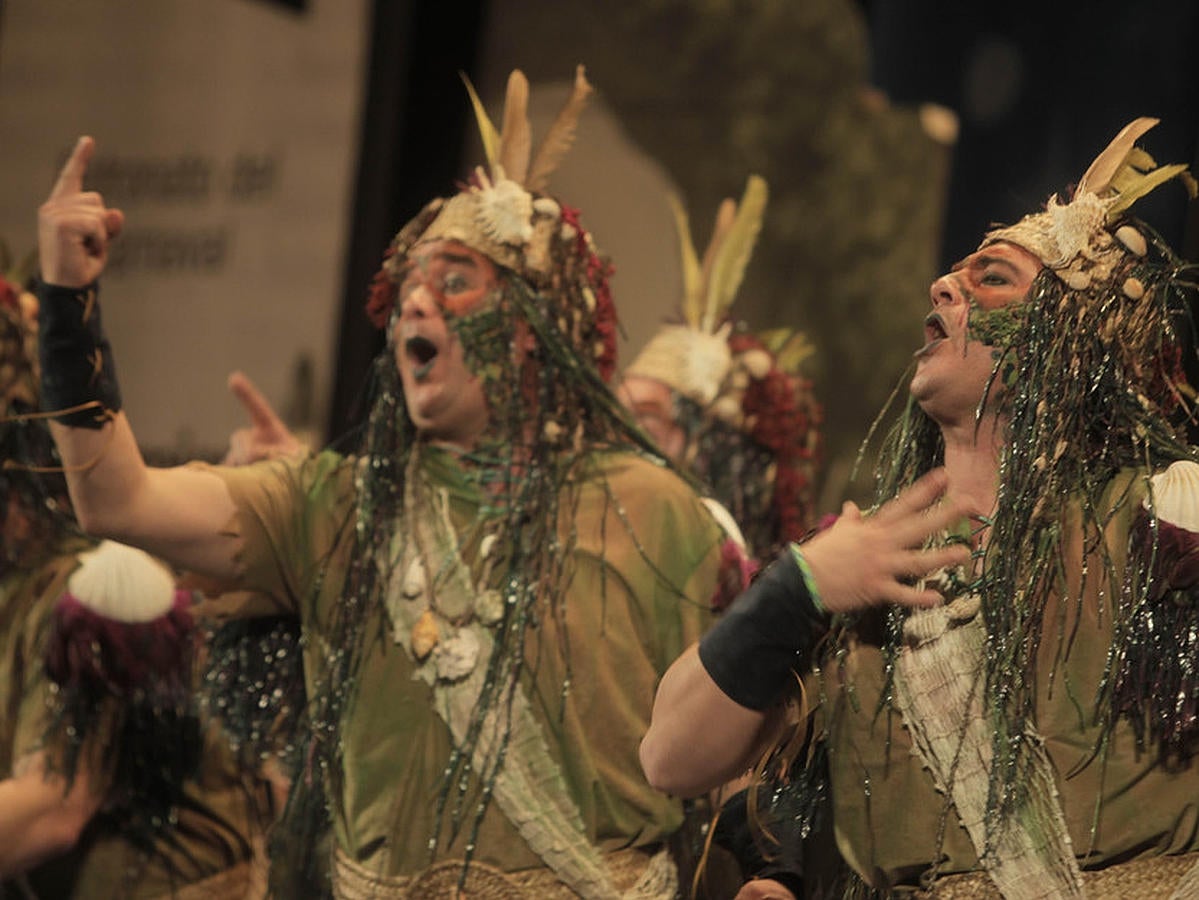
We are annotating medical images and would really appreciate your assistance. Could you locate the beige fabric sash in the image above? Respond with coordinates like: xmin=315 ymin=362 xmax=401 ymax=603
xmin=893 ymin=595 xmax=1085 ymax=899
xmin=332 ymin=845 xmax=678 ymax=900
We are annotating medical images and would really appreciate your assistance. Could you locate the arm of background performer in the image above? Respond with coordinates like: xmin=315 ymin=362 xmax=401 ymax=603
xmin=0 ymin=751 xmax=103 ymax=877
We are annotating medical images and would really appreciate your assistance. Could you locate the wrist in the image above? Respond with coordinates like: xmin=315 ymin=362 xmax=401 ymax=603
xmin=37 ymin=280 xmax=123 ymax=428
xmin=698 ymin=548 xmax=830 ymax=710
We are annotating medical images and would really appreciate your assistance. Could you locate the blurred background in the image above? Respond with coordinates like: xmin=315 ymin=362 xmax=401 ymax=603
xmin=1 ymin=0 xmax=1196 ymax=510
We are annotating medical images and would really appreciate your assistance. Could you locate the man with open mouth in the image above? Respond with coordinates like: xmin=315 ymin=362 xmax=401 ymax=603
xmin=642 ymin=118 xmax=1199 ymax=899
xmin=33 ymin=65 xmax=953 ymax=898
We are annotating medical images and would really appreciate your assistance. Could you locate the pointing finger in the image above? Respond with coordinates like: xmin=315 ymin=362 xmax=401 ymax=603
xmin=228 ymin=371 xmax=286 ymax=433
xmin=49 ymin=136 xmax=95 ymax=201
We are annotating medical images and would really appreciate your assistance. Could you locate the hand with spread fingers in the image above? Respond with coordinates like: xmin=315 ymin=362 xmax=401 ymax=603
xmin=38 ymin=137 xmax=124 ymax=288
xmin=800 ymin=467 xmax=972 ymax=615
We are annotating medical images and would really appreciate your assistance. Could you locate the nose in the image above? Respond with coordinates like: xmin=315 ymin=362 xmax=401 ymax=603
xmin=928 ymin=273 xmax=959 ymax=308
xmin=399 ymin=281 xmax=441 ymax=320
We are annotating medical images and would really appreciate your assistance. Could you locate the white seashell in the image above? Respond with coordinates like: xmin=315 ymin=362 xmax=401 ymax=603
xmin=740 ymin=348 xmax=773 ymax=380
xmin=476 ymin=589 xmax=505 ymax=625
xmin=1115 ymin=225 xmax=1147 ymax=257
xmin=543 ymin=420 xmax=564 ymax=442
xmin=401 ymin=558 xmax=426 ymax=599
xmin=560 ymin=223 xmax=577 ymax=241
xmin=1122 ymin=277 xmax=1145 ymax=300
xmin=435 ymin=628 xmax=480 ymax=681
xmin=532 ymin=196 xmax=560 ymax=218
xmin=582 ymin=286 xmax=596 ymax=312
xmin=67 ymin=541 xmax=177 ymax=623
xmin=1146 ymin=461 xmax=1199 ymax=531
xmin=411 ymin=610 xmax=440 ymax=660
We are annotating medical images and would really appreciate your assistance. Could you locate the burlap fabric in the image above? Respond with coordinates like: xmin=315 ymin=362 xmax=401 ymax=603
xmin=333 ymin=845 xmax=677 ymax=900
xmin=916 ymin=851 xmax=1199 ymax=899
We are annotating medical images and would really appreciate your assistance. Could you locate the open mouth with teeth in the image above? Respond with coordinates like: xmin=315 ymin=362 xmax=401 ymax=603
xmin=405 ymin=335 xmax=440 ymax=380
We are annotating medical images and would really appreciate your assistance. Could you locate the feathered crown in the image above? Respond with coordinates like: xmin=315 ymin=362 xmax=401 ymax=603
xmin=983 ymin=117 xmax=1197 ymax=293
xmin=626 ymin=176 xmax=769 ymax=407
xmin=366 ymin=66 xmax=619 ymax=380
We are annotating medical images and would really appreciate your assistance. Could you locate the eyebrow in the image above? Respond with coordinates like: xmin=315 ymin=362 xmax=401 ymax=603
xmin=949 ymin=254 xmax=1024 ymax=277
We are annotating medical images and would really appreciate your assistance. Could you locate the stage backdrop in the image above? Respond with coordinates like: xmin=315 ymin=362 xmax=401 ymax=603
xmin=0 ymin=0 xmax=368 ymax=456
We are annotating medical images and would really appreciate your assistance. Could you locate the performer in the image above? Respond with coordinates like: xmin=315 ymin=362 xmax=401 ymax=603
xmin=641 ymin=118 xmax=1199 ymax=898
xmin=0 ymin=273 xmax=264 ymax=898
xmin=35 ymin=65 xmax=958 ymax=898
xmin=619 ymin=175 xmax=822 ymax=565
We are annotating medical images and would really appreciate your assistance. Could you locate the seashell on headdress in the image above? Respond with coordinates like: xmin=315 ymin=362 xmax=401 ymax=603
xmin=982 ymin=117 xmax=1197 ymax=291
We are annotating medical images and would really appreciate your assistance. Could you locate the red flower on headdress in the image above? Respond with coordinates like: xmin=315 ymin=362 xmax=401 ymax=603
xmin=365 ymin=247 xmax=399 ymax=330
xmin=0 ymin=275 xmax=18 ymax=311
xmin=561 ymin=203 xmax=618 ymax=383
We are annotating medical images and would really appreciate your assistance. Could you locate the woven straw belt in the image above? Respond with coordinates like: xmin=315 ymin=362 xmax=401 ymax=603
xmin=915 ymin=851 xmax=1199 ymax=899
xmin=333 ymin=845 xmax=676 ymax=899
xmin=149 ymin=860 xmax=254 ymax=900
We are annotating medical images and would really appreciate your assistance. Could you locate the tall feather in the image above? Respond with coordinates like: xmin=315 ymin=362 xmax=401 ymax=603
xmin=668 ymin=192 xmax=704 ymax=328
xmin=497 ymin=70 xmax=532 ymax=184
xmin=1076 ymin=116 xmax=1158 ymax=197
xmin=703 ymin=175 xmax=768 ymax=333
xmin=697 ymin=199 xmax=736 ymax=331
xmin=462 ymin=73 xmax=501 ymax=170
xmin=527 ymin=65 xmax=593 ymax=193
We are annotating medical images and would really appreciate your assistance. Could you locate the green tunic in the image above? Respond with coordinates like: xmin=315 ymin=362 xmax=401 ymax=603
xmin=205 ymin=445 xmax=723 ymax=879
xmin=821 ymin=471 xmax=1199 ymax=891
xmin=0 ymin=537 xmax=262 ymax=899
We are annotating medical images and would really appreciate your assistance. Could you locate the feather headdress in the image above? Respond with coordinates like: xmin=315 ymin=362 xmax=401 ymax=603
xmin=365 ymin=66 xmax=619 ymax=380
xmin=983 ymin=117 xmax=1197 ymax=291
xmin=626 ymin=176 xmax=769 ymax=407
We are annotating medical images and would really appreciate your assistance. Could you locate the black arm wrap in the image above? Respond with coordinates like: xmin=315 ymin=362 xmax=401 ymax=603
xmin=698 ymin=549 xmax=828 ymax=710
xmin=37 ymin=281 xmax=122 ymax=428
xmin=713 ymin=788 xmax=806 ymax=898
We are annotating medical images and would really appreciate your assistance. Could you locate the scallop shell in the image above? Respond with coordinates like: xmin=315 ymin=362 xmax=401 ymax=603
xmin=410 ymin=610 xmax=440 ymax=660
xmin=436 ymin=628 xmax=480 ymax=681
xmin=1147 ymin=461 xmax=1199 ymax=531
xmin=1122 ymin=277 xmax=1145 ymax=300
xmin=67 ymin=540 xmax=177 ymax=623
xmin=477 ymin=589 xmax=505 ymax=625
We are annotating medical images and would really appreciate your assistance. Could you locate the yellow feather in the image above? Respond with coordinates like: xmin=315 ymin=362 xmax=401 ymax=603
xmin=1077 ymin=116 xmax=1158 ymax=196
xmin=668 ymin=192 xmax=704 ymax=328
xmin=697 ymin=199 xmax=736 ymax=331
xmin=527 ymin=65 xmax=594 ymax=193
xmin=702 ymin=175 xmax=768 ymax=333
xmin=1107 ymin=163 xmax=1195 ymax=220
xmin=759 ymin=328 xmax=816 ymax=375
xmin=461 ymin=73 xmax=501 ymax=171
xmin=498 ymin=70 xmax=532 ymax=185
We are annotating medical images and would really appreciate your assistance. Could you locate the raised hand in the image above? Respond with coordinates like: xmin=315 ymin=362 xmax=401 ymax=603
xmin=38 ymin=137 xmax=124 ymax=288
xmin=800 ymin=468 xmax=972 ymax=614
xmin=223 ymin=371 xmax=306 ymax=465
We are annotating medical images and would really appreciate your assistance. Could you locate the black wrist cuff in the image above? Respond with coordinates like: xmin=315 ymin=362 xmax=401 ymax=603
xmin=37 ymin=281 xmax=122 ymax=428
xmin=698 ymin=549 xmax=828 ymax=710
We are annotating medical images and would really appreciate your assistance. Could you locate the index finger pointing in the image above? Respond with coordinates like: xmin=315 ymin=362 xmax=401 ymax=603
xmin=228 ymin=370 xmax=286 ymax=431
xmin=49 ymin=136 xmax=95 ymax=201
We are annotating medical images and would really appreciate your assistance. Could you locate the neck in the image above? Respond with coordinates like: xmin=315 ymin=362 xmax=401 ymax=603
xmin=937 ymin=412 xmax=1004 ymax=542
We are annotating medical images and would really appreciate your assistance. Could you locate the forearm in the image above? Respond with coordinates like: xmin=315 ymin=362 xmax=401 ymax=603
xmin=0 ymin=755 xmax=100 ymax=877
